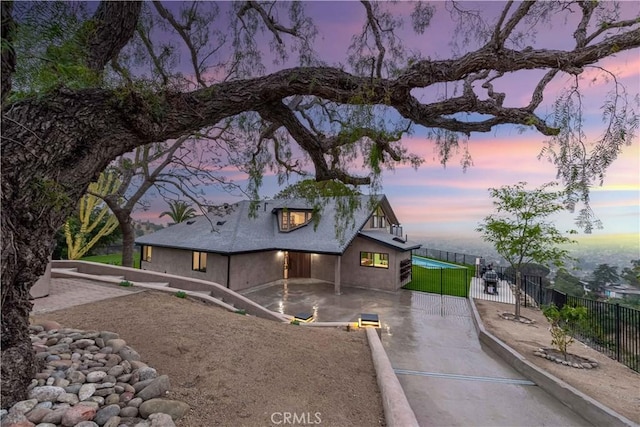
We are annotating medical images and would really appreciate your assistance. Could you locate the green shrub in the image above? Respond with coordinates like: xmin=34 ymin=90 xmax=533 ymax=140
xmin=235 ymin=309 xmax=247 ymax=315
xmin=542 ymin=304 xmax=587 ymax=360
xmin=175 ymin=291 xmax=187 ymax=299
xmin=119 ymin=280 xmax=133 ymax=287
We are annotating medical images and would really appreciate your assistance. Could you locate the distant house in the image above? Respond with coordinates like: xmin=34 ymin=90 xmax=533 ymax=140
xmin=603 ymin=285 xmax=640 ymax=300
xmin=135 ymin=195 xmax=420 ymax=293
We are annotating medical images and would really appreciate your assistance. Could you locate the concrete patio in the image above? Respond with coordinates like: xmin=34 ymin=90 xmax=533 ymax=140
xmin=244 ymin=280 xmax=590 ymax=426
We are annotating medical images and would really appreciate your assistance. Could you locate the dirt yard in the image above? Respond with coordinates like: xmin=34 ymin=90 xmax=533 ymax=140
xmin=30 ymin=289 xmax=640 ymax=426
xmin=32 ymin=290 xmax=385 ymax=427
xmin=474 ymin=299 xmax=640 ymax=424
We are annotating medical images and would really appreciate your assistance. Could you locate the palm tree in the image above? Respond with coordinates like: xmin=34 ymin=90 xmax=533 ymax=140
xmin=159 ymin=201 xmax=197 ymax=224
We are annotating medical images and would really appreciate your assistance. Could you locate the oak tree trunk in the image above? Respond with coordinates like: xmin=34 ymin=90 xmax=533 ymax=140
xmin=1 ymin=90 xmax=146 ymax=408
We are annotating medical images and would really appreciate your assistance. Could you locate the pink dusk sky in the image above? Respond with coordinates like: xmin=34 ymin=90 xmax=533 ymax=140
xmin=130 ymin=1 xmax=640 ymax=241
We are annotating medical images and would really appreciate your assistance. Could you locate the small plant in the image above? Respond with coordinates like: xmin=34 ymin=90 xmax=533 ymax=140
xmin=290 ymin=319 xmax=300 ymax=325
xmin=175 ymin=291 xmax=187 ymax=299
xmin=119 ymin=280 xmax=133 ymax=287
xmin=542 ymin=303 xmax=587 ymax=360
xmin=235 ymin=309 xmax=247 ymax=315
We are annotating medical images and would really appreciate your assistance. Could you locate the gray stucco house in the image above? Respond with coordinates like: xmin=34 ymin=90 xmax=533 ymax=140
xmin=135 ymin=195 xmax=420 ymax=293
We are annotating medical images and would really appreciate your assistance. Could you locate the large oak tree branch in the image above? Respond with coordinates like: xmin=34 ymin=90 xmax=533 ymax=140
xmin=84 ymin=1 xmax=142 ymax=72
xmin=1 ymin=1 xmax=16 ymax=104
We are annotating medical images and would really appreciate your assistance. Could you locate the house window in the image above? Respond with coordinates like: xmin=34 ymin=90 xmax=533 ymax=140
xmin=280 ymin=210 xmax=313 ymax=231
xmin=192 ymin=251 xmax=207 ymax=272
xmin=372 ymin=207 xmax=387 ymax=229
xmin=142 ymin=246 xmax=152 ymax=262
xmin=360 ymin=252 xmax=389 ymax=269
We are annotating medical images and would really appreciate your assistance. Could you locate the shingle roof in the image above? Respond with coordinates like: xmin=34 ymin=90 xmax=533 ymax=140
xmin=136 ymin=195 xmax=415 ymax=255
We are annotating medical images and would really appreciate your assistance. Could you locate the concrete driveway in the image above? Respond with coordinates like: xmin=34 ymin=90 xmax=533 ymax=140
xmin=244 ymin=280 xmax=591 ymax=427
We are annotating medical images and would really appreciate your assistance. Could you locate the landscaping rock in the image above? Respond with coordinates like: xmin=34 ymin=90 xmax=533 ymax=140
xmin=136 ymin=376 xmax=170 ymax=401
xmin=103 ymin=416 xmax=121 ymax=427
xmin=9 ymin=399 xmax=38 ymax=415
xmin=28 ymin=386 xmax=65 ymax=403
xmin=119 ymin=346 xmax=141 ymax=362
xmin=137 ymin=368 xmax=157 ymax=382
xmin=25 ymin=407 xmax=52 ymax=424
xmin=38 ymin=320 xmax=62 ymax=331
xmin=61 ymin=405 xmax=97 ymax=426
xmin=40 ymin=408 xmax=67 ymax=424
xmin=79 ymin=384 xmax=97 ymax=401
xmin=148 ymin=413 xmax=176 ymax=427
xmin=105 ymin=339 xmax=126 ymax=353
xmin=12 ymin=325 xmax=189 ymax=427
xmin=119 ymin=407 xmax=139 ymax=418
xmin=138 ymin=399 xmax=189 ymax=420
xmin=0 ymin=412 xmax=35 ymax=427
xmin=57 ymin=393 xmax=79 ymax=405
xmin=94 ymin=404 xmax=121 ymax=426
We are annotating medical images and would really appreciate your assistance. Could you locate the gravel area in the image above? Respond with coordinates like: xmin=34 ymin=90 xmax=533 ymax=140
xmin=475 ymin=299 xmax=640 ymax=424
xmin=31 ymin=290 xmax=385 ymax=426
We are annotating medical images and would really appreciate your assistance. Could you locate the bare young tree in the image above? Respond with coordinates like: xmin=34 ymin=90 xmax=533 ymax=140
xmin=2 ymin=0 xmax=638 ymax=407
xmin=93 ymin=130 xmax=236 ymax=268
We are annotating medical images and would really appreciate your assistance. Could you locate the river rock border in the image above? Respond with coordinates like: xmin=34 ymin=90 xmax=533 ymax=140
xmin=534 ymin=347 xmax=600 ymax=369
xmin=1 ymin=320 xmax=189 ymax=427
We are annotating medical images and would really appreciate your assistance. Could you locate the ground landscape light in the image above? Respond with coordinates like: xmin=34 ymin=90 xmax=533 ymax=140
xmin=294 ymin=312 xmax=314 ymax=323
xmin=359 ymin=313 xmax=380 ymax=328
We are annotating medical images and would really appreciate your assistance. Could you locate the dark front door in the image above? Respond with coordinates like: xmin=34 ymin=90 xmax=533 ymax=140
xmin=289 ymin=252 xmax=311 ymax=278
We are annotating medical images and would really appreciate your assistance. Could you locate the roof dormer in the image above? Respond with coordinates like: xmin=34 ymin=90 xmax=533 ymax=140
xmin=274 ymin=208 xmax=314 ymax=232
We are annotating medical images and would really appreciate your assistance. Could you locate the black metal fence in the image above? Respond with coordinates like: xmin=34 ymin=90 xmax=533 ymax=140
xmin=487 ymin=266 xmax=639 ymax=372
xmin=566 ymin=296 xmax=640 ymax=373
xmin=413 ymin=248 xmax=481 ymax=266
xmin=404 ymin=264 xmax=470 ymax=298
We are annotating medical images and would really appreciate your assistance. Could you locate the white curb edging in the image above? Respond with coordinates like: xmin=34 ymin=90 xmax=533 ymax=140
xmin=366 ymin=327 xmax=419 ymax=427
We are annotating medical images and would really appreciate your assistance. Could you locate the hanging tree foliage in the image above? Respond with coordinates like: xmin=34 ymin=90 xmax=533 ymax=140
xmin=1 ymin=0 xmax=639 ymax=408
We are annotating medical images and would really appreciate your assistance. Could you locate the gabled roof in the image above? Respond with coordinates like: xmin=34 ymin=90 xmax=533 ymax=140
xmin=136 ymin=195 xmax=420 ymax=255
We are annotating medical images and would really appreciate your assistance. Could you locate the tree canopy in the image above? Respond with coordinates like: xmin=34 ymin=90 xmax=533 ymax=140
xmin=476 ymin=181 xmax=577 ymax=317
xmin=1 ymin=0 xmax=639 ymax=408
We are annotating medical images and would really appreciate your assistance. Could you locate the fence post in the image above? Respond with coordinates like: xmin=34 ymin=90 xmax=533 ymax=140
xmin=539 ymin=277 xmax=542 ymax=306
xmin=615 ymin=303 xmax=621 ymax=363
xmin=440 ymin=268 xmax=443 ymax=295
xmin=465 ymin=268 xmax=468 ymax=298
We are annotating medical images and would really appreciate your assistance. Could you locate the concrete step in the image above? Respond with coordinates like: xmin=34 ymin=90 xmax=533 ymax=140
xmin=100 ymin=275 xmax=126 ymax=281
xmin=191 ymin=290 xmax=213 ymax=296
xmin=130 ymin=281 xmax=169 ymax=287
xmin=52 ymin=268 xmax=78 ymax=273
